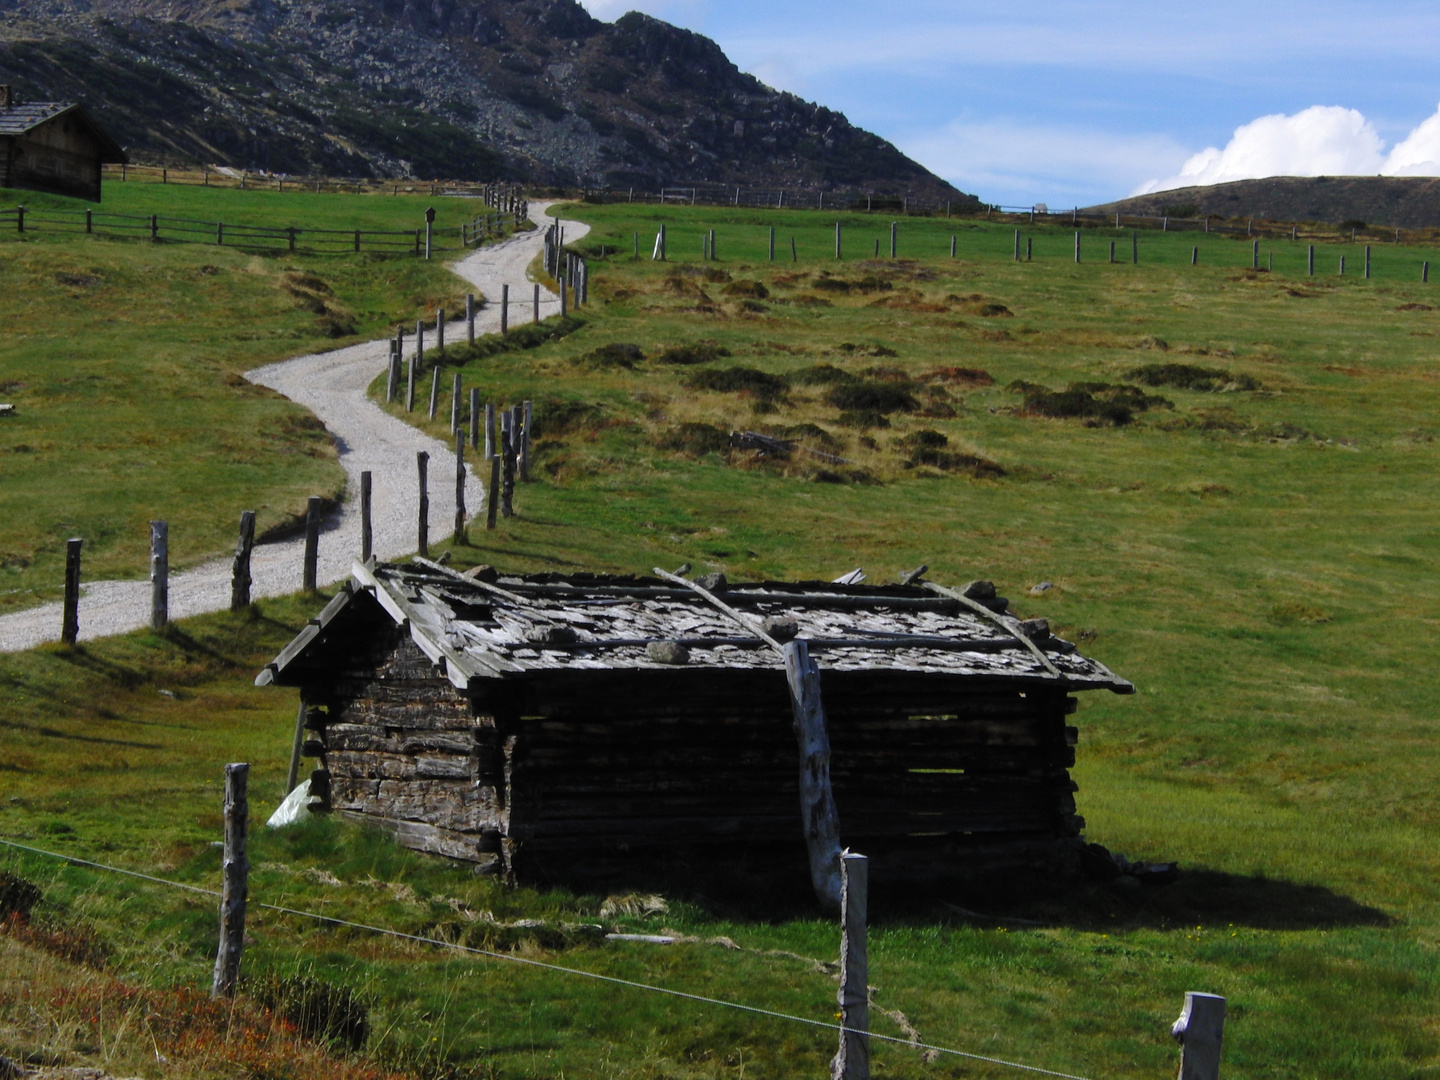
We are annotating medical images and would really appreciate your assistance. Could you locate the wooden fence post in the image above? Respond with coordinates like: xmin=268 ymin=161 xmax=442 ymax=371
xmin=454 ymin=431 xmax=467 ymax=544
xmin=500 ymin=428 xmax=515 ymax=519
xmin=500 ymin=283 xmax=509 ymax=334
xmin=360 ymin=471 xmax=373 ymax=563
xmin=416 ymin=320 xmax=425 ymax=369
xmin=484 ymin=401 xmax=496 ymax=460
xmin=436 ymin=308 xmax=445 ymax=356
xmin=1075 ymin=230 xmax=1081 ymax=263
xmin=386 ymin=343 xmax=399 ymax=402
xmin=61 ymin=538 xmax=81 ymax=645
xmin=533 ymin=282 xmax=540 ymax=323
xmin=831 ymin=852 xmax=869 ymax=1080
xmin=451 ymin=371 xmax=462 ymax=433
xmin=1132 ymin=232 xmax=1138 ymax=265
xmin=1308 ymin=245 xmax=1315 ymax=275
xmin=950 ymin=235 xmax=956 ymax=259
xmin=428 ymin=363 xmax=442 ymax=421
xmin=417 ymin=451 xmax=429 ymax=556
xmin=1252 ymin=240 xmax=1259 ymax=270
xmin=835 ymin=222 xmax=841 ymax=259
xmin=486 ymin=456 xmax=500 ymax=530
xmin=1424 ymin=261 xmax=1430 ymax=284
xmin=769 ymin=226 xmax=775 ymax=261
xmin=149 ymin=520 xmax=168 ymax=632
xmin=889 ymin=221 xmax=897 ymax=258
xmin=783 ymin=639 xmax=843 ymax=914
xmin=1014 ymin=230 xmax=1020 ymax=261
xmin=1365 ymin=245 xmax=1371 ymax=279
xmin=231 ymin=511 xmax=255 ymax=611
xmin=211 ymin=762 xmax=249 ymax=999
xmin=1172 ymin=992 xmax=1226 ymax=1080
xmin=406 ymin=349 xmax=416 ymax=412
xmin=469 ymin=388 xmax=480 ymax=450
xmin=559 ymin=274 xmax=567 ymax=317
xmin=302 ymin=496 xmax=320 ymax=592
xmin=521 ymin=400 xmax=532 ymax=482
xmin=468 ymin=292 xmax=477 ymax=343
xmin=791 ymin=236 xmax=797 ymax=262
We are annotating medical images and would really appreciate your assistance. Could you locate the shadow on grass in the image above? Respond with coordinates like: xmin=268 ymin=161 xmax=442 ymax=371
xmin=518 ymin=846 xmax=1392 ymax=932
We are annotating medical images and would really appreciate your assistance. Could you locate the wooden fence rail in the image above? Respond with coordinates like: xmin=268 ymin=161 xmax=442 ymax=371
xmin=101 ymin=163 xmax=524 ymax=202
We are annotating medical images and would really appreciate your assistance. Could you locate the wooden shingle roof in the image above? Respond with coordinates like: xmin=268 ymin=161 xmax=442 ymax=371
xmin=0 ymin=101 xmax=127 ymax=162
xmin=258 ymin=561 xmax=1133 ymax=695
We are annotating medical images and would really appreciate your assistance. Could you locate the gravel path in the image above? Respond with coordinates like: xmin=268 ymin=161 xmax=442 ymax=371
xmin=0 ymin=206 xmax=589 ymax=652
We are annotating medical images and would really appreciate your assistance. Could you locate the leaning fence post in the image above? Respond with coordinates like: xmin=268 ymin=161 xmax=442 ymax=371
xmin=211 ymin=761 xmax=249 ymax=999
xmin=231 ymin=511 xmax=255 ymax=612
xmin=302 ymin=496 xmax=321 ymax=592
xmin=417 ymin=451 xmax=429 ymax=556
xmin=428 ymin=363 xmax=442 ymax=421
xmin=61 ymin=538 xmax=82 ymax=645
xmin=486 ymin=456 xmax=500 ymax=530
xmin=783 ymin=639 xmax=843 ymax=914
xmin=1172 ymin=992 xmax=1226 ymax=1080
xmin=454 ymin=431 xmax=467 ymax=543
xmin=360 ymin=471 xmax=373 ymax=563
xmin=831 ymin=852 xmax=869 ymax=1080
xmin=149 ymin=520 xmax=168 ymax=632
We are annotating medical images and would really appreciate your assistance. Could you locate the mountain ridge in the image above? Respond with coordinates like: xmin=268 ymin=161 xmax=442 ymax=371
xmin=1088 ymin=175 xmax=1440 ymax=229
xmin=0 ymin=0 xmax=973 ymax=201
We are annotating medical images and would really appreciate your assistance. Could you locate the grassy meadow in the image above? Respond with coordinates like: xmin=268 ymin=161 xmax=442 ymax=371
xmin=3 ymin=197 xmax=1440 ymax=1079
xmin=0 ymin=181 xmax=496 ymax=610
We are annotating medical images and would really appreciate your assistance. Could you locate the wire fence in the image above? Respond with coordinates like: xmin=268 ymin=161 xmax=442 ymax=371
xmin=0 ymin=834 xmax=1101 ymax=1080
xmin=101 ymin=163 xmax=518 ymax=202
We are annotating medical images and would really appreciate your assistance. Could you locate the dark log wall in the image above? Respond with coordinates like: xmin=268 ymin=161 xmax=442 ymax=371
xmin=5 ymin=116 xmax=105 ymax=201
xmin=304 ymin=627 xmax=512 ymax=874
xmin=303 ymin=627 xmax=1085 ymax=885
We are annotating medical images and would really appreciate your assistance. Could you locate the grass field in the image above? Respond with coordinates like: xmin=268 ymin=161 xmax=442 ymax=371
xmin=3 ymin=198 xmax=1440 ymax=1079
xmin=0 ymin=181 xmax=497 ymax=611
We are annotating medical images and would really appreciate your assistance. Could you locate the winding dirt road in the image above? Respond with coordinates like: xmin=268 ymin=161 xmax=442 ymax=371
xmin=0 ymin=206 xmax=589 ymax=652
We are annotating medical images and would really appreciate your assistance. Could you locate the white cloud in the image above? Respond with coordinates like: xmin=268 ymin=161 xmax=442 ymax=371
xmin=1134 ymin=106 xmax=1386 ymax=194
xmin=1384 ymin=102 xmax=1440 ymax=175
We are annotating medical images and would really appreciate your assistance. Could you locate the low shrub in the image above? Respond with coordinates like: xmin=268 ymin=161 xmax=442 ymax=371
xmin=575 ymin=342 xmax=644 ymax=369
xmin=767 ymin=422 xmax=843 ymax=451
xmin=896 ymin=430 xmax=1007 ymax=476
xmin=1010 ymin=380 xmax=1171 ymax=426
xmin=656 ymin=422 xmax=731 ymax=456
xmin=789 ymin=364 xmax=856 ymax=386
xmin=0 ymin=870 xmax=41 ymax=920
xmin=684 ymin=366 xmax=789 ymax=400
xmin=722 ymin=280 xmax=769 ymax=299
xmin=835 ymin=409 xmax=891 ymax=429
xmin=920 ymin=366 xmax=994 ymax=386
xmin=252 ymin=974 xmax=372 ymax=1052
xmin=656 ymin=341 xmax=732 ymax=365
xmin=1128 ymin=362 xmax=1259 ymax=392
xmin=825 ymin=381 xmax=920 ymax=413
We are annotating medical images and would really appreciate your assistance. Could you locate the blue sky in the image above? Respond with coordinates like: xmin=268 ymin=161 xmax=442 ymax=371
xmin=577 ymin=0 xmax=1440 ymax=207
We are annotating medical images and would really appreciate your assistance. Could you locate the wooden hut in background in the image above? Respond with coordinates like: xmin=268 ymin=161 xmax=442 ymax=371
xmin=258 ymin=561 xmax=1132 ymax=904
xmin=0 ymin=86 xmax=126 ymax=202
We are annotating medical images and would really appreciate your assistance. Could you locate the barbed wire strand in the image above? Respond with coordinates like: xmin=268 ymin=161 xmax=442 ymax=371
xmin=0 ymin=836 xmax=1098 ymax=1080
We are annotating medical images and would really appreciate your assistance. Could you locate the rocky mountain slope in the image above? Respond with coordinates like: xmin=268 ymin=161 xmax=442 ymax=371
xmin=1089 ymin=175 xmax=1440 ymax=229
xmin=0 ymin=0 xmax=971 ymax=200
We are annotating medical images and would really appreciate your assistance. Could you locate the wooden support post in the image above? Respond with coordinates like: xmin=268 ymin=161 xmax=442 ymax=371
xmin=1309 ymin=245 xmax=1315 ymax=275
xmin=454 ymin=431 xmax=467 ymax=543
xmin=533 ymin=282 xmax=540 ymax=323
xmin=1014 ymin=229 xmax=1020 ymax=261
xmin=1075 ymin=230 xmax=1081 ymax=263
xmin=889 ymin=221 xmax=897 ymax=258
xmin=149 ymin=520 xmax=168 ymax=632
xmin=1132 ymin=231 xmax=1138 ymax=264
xmin=302 ymin=496 xmax=320 ymax=592
xmin=416 ymin=451 xmax=429 ymax=556
xmin=286 ymin=701 xmax=305 ymax=793
xmin=950 ymin=235 xmax=956 ymax=258
xmin=521 ymin=399 xmax=532 ymax=482
xmin=360 ymin=471 xmax=373 ymax=563
xmin=834 ymin=222 xmax=841 ymax=259
xmin=451 ymin=371 xmax=462 ymax=433
xmin=769 ymin=226 xmax=775 ymax=261
xmin=783 ymin=639 xmax=842 ymax=915
xmin=500 ymin=284 xmax=508 ymax=334
xmin=1365 ymin=245 xmax=1371 ymax=279
xmin=469 ymin=388 xmax=480 ymax=450
xmin=1172 ymin=992 xmax=1226 ymax=1080
xmin=1253 ymin=240 xmax=1259 ymax=269
xmin=484 ymin=401 xmax=496 ymax=459
xmin=211 ymin=761 xmax=249 ymax=1000
xmin=428 ymin=364 xmax=442 ymax=421
xmin=832 ymin=852 xmax=870 ymax=1080
xmin=230 ymin=511 xmax=255 ymax=612
xmin=486 ymin=456 xmax=500 ymax=530
xmin=61 ymin=538 xmax=81 ymax=645
xmin=467 ymin=293 xmax=476 ymax=344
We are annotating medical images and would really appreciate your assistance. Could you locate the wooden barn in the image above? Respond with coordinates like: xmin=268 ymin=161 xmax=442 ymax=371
xmin=0 ymin=86 xmax=127 ymax=202
xmin=258 ymin=561 xmax=1132 ymax=905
